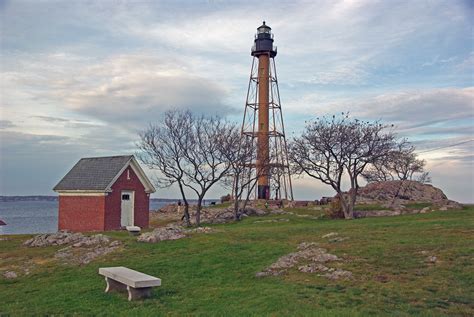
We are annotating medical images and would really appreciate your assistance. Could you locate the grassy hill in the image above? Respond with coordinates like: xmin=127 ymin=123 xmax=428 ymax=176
xmin=1 ymin=206 xmax=473 ymax=316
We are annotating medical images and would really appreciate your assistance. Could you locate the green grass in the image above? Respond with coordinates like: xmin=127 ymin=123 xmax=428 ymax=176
xmin=404 ymin=202 xmax=433 ymax=210
xmin=1 ymin=208 xmax=473 ymax=316
xmin=354 ymin=204 xmax=385 ymax=211
xmin=207 ymin=201 xmax=232 ymax=209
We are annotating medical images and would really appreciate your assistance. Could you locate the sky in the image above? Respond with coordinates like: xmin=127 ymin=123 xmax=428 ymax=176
xmin=0 ymin=0 xmax=473 ymax=202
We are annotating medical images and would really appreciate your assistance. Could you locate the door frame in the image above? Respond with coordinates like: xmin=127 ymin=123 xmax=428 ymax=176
xmin=120 ymin=190 xmax=135 ymax=227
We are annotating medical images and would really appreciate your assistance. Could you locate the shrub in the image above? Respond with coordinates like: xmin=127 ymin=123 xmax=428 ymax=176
xmin=220 ymin=194 xmax=232 ymax=203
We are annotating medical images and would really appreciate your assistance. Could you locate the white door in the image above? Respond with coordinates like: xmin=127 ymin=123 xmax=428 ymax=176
xmin=120 ymin=191 xmax=134 ymax=227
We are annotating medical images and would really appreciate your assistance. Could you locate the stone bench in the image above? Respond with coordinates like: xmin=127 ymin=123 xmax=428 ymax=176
xmin=99 ymin=266 xmax=161 ymax=301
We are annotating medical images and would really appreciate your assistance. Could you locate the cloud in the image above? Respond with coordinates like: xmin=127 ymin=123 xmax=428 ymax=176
xmin=356 ymin=87 xmax=474 ymax=126
xmin=0 ymin=120 xmax=15 ymax=129
xmin=0 ymin=129 xmax=140 ymax=195
xmin=2 ymin=53 xmax=234 ymax=128
xmin=286 ymin=87 xmax=474 ymax=133
xmin=32 ymin=115 xmax=70 ymax=123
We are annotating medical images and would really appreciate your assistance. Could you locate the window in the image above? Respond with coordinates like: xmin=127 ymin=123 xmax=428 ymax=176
xmin=127 ymin=169 xmax=130 ymax=180
xmin=122 ymin=194 xmax=130 ymax=200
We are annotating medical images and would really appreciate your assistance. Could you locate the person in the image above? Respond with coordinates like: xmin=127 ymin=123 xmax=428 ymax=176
xmin=177 ymin=200 xmax=182 ymax=214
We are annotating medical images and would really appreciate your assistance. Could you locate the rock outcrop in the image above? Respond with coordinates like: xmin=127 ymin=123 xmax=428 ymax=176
xmin=355 ymin=180 xmax=460 ymax=207
xmin=137 ymin=225 xmax=214 ymax=243
xmin=137 ymin=227 xmax=186 ymax=243
xmin=23 ymin=231 xmax=122 ymax=265
xmin=24 ymin=231 xmax=86 ymax=247
xmin=256 ymin=242 xmax=352 ymax=280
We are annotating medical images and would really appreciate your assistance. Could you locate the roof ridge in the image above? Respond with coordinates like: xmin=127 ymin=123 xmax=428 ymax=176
xmin=80 ymin=155 xmax=134 ymax=160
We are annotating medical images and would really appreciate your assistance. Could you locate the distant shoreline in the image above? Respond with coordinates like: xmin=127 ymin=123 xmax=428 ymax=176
xmin=0 ymin=196 xmax=219 ymax=203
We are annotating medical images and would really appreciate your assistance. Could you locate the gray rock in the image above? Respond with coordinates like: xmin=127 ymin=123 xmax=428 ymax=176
xmin=297 ymin=242 xmax=319 ymax=250
xmin=23 ymin=232 xmax=123 ymax=265
xmin=426 ymin=256 xmax=437 ymax=263
xmin=256 ymin=242 xmax=341 ymax=277
xmin=137 ymin=227 xmax=186 ymax=243
xmin=324 ymin=269 xmax=353 ymax=280
xmin=298 ymin=263 xmax=329 ymax=273
xmin=420 ymin=207 xmax=430 ymax=214
xmin=109 ymin=240 xmax=121 ymax=247
xmin=185 ymin=227 xmax=213 ymax=234
xmin=322 ymin=232 xmax=338 ymax=239
xmin=3 ymin=271 xmax=17 ymax=279
xmin=24 ymin=231 xmax=85 ymax=247
xmin=244 ymin=207 xmax=267 ymax=216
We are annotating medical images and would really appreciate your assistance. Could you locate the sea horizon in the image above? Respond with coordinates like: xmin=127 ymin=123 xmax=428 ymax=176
xmin=0 ymin=198 xmax=220 ymax=235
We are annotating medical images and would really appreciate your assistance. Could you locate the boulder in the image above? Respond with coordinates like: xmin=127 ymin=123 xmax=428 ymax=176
xmin=23 ymin=231 xmax=123 ymax=266
xmin=24 ymin=231 xmax=85 ymax=247
xmin=244 ymin=207 xmax=267 ymax=216
xmin=351 ymin=180 xmax=461 ymax=209
xmin=3 ymin=271 xmax=17 ymax=279
xmin=137 ymin=227 xmax=186 ymax=243
xmin=322 ymin=232 xmax=338 ymax=239
xmin=256 ymin=242 xmax=344 ymax=278
xmin=324 ymin=269 xmax=353 ymax=280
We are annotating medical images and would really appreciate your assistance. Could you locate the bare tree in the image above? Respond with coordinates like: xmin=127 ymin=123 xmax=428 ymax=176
xmin=181 ymin=116 xmax=238 ymax=226
xmin=362 ymin=139 xmax=430 ymax=183
xmin=289 ymin=114 xmax=396 ymax=219
xmin=362 ymin=139 xmax=431 ymax=206
xmin=222 ymin=137 xmax=264 ymax=220
xmin=137 ymin=110 xmax=194 ymax=226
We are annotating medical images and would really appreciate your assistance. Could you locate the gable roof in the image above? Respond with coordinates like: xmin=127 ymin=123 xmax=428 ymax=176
xmin=53 ymin=155 xmax=155 ymax=193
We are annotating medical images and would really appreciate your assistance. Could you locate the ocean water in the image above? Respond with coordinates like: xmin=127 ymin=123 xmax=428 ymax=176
xmin=0 ymin=200 xmax=175 ymax=235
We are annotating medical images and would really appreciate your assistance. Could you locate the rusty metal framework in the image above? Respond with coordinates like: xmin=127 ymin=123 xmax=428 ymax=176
xmin=239 ymin=54 xmax=294 ymax=200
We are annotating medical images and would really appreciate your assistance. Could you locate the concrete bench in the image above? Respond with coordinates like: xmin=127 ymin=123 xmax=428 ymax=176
xmin=99 ymin=267 xmax=161 ymax=301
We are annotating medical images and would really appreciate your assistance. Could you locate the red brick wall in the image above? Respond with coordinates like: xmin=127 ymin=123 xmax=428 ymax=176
xmin=105 ymin=166 xmax=150 ymax=230
xmin=58 ymin=195 xmax=106 ymax=231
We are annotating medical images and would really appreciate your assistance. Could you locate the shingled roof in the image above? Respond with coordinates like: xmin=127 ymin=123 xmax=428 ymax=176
xmin=53 ymin=155 xmax=155 ymax=192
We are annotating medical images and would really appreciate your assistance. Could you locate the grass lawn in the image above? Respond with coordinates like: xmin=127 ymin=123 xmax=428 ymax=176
xmin=1 ymin=207 xmax=473 ymax=316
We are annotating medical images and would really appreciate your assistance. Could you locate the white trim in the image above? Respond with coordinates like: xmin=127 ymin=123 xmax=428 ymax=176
xmin=128 ymin=159 xmax=156 ymax=193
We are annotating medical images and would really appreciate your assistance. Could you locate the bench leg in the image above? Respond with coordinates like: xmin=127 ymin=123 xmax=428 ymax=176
xmin=104 ymin=277 xmax=127 ymax=293
xmin=127 ymin=286 xmax=152 ymax=301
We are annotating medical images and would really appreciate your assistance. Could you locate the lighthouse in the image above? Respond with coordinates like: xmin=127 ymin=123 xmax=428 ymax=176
xmin=240 ymin=22 xmax=293 ymax=201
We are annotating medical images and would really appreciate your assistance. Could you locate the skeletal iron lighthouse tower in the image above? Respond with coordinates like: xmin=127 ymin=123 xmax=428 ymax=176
xmin=240 ymin=22 xmax=293 ymax=200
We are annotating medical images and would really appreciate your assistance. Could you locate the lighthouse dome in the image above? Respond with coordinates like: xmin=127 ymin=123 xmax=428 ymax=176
xmin=257 ymin=21 xmax=271 ymax=34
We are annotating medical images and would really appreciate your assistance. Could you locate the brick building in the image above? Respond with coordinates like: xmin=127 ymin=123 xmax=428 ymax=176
xmin=53 ymin=155 xmax=155 ymax=232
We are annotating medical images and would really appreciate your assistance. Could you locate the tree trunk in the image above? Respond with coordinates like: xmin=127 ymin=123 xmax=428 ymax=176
xmin=178 ymin=182 xmax=191 ymax=226
xmin=338 ymin=193 xmax=354 ymax=220
xmin=232 ymin=174 xmax=241 ymax=220
xmin=233 ymin=198 xmax=240 ymax=220
xmin=195 ymin=199 xmax=203 ymax=227
xmin=183 ymin=203 xmax=191 ymax=227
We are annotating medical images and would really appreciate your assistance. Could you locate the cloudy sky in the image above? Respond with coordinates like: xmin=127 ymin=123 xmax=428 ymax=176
xmin=1 ymin=0 xmax=473 ymax=202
